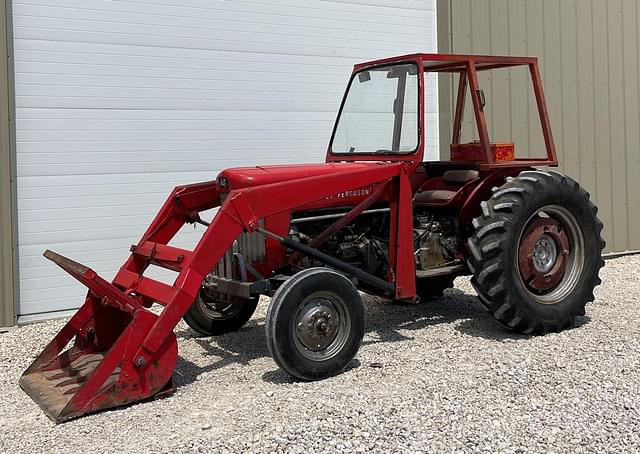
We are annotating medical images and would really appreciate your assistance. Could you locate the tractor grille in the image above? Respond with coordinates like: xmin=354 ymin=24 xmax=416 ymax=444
xmin=215 ymin=222 xmax=266 ymax=279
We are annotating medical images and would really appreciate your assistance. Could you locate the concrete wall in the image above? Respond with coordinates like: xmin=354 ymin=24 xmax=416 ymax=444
xmin=0 ymin=0 xmax=16 ymax=328
xmin=438 ymin=0 xmax=640 ymax=253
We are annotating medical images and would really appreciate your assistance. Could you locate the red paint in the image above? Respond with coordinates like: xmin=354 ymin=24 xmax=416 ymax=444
xmin=218 ymin=162 xmax=380 ymax=190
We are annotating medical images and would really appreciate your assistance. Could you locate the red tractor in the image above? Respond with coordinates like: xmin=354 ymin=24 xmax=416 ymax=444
xmin=21 ymin=54 xmax=604 ymax=422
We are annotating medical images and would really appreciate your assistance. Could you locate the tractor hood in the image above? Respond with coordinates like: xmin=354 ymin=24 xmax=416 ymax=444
xmin=217 ymin=162 xmax=386 ymax=192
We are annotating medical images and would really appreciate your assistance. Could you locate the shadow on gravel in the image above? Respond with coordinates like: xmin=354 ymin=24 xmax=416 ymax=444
xmin=360 ymin=288 xmax=484 ymax=345
xmin=173 ymin=288 xmax=584 ymax=387
xmin=454 ymin=318 xmax=530 ymax=341
xmin=453 ymin=300 xmax=591 ymax=340
xmin=261 ymin=359 xmax=362 ymax=384
xmin=173 ymin=319 xmax=269 ymax=389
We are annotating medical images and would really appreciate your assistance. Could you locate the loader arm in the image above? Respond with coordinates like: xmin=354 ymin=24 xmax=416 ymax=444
xmin=21 ymin=160 xmax=414 ymax=422
xmin=127 ymin=162 xmax=411 ymax=366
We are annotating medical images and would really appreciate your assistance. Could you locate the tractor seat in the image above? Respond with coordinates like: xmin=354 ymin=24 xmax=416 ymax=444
xmin=414 ymin=170 xmax=480 ymax=205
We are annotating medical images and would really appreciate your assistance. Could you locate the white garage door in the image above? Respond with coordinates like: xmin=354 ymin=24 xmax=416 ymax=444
xmin=12 ymin=0 xmax=438 ymax=318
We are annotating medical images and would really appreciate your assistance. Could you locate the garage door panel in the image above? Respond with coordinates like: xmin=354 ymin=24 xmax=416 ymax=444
xmin=147 ymin=0 xmax=431 ymax=22
xmin=13 ymin=43 xmax=356 ymax=72
xmin=18 ymin=206 xmax=169 ymax=225
xmin=13 ymin=15 xmax=424 ymax=51
xmin=14 ymin=27 xmax=412 ymax=60
xmin=18 ymin=183 xmax=171 ymax=200
xmin=16 ymin=117 xmax=333 ymax=131
xmin=16 ymin=170 xmax=216 ymax=188
xmin=21 ymin=254 xmax=184 ymax=283
xmin=21 ymin=267 xmax=182 ymax=295
xmin=14 ymin=72 xmax=347 ymax=91
xmin=14 ymin=140 xmax=329 ymax=155
xmin=19 ymin=225 xmax=168 ymax=246
xmin=14 ymin=0 xmax=437 ymax=316
xmin=17 ymin=213 xmax=156 ymax=234
xmin=15 ymin=96 xmax=340 ymax=112
xmin=19 ymin=260 xmax=121 ymax=282
xmin=13 ymin=4 xmax=430 ymax=35
xmin=18 ymin=205 xmax=192 ymax=227
xmin=14 ymin=0 xmax=430 ymax=29
xmin=18 ymin=238 xmax=197 ymax=265
xmin=19 ymin=236 xmax=189 ymax=262
xmin=16 ymin=160 xmax=319 ymax=180
xmin=21 ymin=293 xmax=89 ymax=316
xmin=23 ymin=264 xmax=179 ymax=305
xmin=17 ymin=150 xmax=321 ymax=167
xmin=14 ymin=64 xmax=348 ymax=87
xmin=18 ymin=191 xmax=174 ymax=211
xmin=22 ymin=271 xmax=120 ymax=293
xmin=16 ymin=108 xmax=335 ymax=121
xmin=16 ymin=128 xmax=330 ymax=143
xmin=18 ymin=236 xmax=162 ymax=260
xmin=15 ymin=85 xmax=347 ymax=105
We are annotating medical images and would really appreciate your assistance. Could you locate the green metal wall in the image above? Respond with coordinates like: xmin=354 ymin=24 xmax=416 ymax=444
xmin=438 ymin=0 xmax=640 ymax=253
xmin=0 ymin=0 xmax=15 ymax=328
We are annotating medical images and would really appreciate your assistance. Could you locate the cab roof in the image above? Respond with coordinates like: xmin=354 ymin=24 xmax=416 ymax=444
xmin=354 ymin=53 xmax=538 ymax=73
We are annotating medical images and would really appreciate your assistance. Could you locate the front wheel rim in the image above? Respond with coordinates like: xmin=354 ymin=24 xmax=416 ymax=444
xmin=292 ymin=291 xmax=351 ymax=362
xmin=517 ymin=205 xmax=585 ymax=304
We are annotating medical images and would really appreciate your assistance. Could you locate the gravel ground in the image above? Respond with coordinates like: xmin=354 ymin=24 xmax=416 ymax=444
xmin=1 ymin=255 xmax=639 ymax=453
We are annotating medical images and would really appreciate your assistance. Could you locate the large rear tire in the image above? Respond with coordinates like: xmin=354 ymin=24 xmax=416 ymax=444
xmin=184 ymin=289 xmax=258 ymax=337
xmin=467 ymin=170 xmax=605 ymax=334
xmin=265 ymin=268 xmax=365 ymax=381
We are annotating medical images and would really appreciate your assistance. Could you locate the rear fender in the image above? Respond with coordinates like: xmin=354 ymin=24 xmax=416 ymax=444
xmin=459 ymin=167 xmax=534 ymax=224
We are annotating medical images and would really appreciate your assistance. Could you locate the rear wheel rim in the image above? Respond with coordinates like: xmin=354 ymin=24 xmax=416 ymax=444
xmin=293 ymin=291 xmax=351 ymax=361
xmin=517 ymin=205 xmax=585 ymax=304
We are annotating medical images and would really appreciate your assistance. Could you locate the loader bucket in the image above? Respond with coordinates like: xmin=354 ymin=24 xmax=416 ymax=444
xmin=19 ymin=251 xmax=178 ymax=423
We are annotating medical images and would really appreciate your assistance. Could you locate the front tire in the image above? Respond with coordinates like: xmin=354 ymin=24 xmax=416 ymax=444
xmin=265 ymin=268 xmax=365 ymax=381
xmin=467 ymin=170 xmax=605 ymax=334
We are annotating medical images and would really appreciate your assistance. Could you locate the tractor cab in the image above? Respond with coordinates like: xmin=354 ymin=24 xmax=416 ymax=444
xmin=326 ymin=53 xmax=558 ymax=171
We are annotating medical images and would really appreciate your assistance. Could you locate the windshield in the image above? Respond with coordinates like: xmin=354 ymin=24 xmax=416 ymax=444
xmin=331 ymin=63 xmax=419 ymax=154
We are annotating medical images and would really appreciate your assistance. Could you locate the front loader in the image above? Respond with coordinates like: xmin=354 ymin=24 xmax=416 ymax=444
xmin=21 ymin=54 xmax=605 ymax=422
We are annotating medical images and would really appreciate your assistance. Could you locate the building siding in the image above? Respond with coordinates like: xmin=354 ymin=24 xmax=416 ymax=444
xmin=438 ymin=0 xmax=640 ymax=253
xmin=0 ymin=0 xmax=16 ymax=328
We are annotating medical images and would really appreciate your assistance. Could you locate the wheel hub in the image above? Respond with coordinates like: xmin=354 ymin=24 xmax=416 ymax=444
xmin=532 ymin=233 xmax=558 ymax=273
xmin=198 ymin=290 xmax=244 ymax=320
xmin=295 ymin=299 xmax=340 ymax=351
xmin=518 ymin=217 xmax=569 ymax=292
